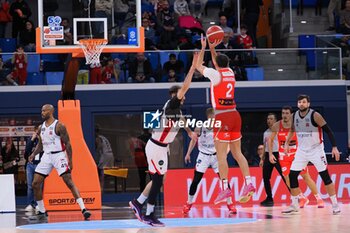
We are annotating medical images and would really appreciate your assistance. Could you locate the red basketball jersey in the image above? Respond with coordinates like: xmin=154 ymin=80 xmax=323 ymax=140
xmin=277 ymin=121 xmax=297 ymax=161
xmin=14 ymin=53 xmax=27 ymax=70
xmin=210 ymin=68 xmax=236 ymax=110
xmin=237 ymin=34 xmax=253 ymax=49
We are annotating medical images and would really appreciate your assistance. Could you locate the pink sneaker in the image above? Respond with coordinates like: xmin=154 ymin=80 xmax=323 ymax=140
xmin=227 ymin=203 xmax=237 ymax=214
xmin=214 ymin=189 xmax=232 ymax=205
xmin=299 ymin=196 xmax=309 ymax=208
xmin=239 ymin=183 xmax=256 ymax=203
xmin=317 ymin=199 xmax=325 ymax=208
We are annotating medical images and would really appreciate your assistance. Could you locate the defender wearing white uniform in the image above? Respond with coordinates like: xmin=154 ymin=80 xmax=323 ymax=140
xmin=129 ymin=54 xmax=198 ymax=227
xmin=282 ymin=95 xmax=341 ymax=215
xmin=183 ymin=108 xmax=236 ymax=215
xmin=29 ymin=104 xmax=91 ymax=221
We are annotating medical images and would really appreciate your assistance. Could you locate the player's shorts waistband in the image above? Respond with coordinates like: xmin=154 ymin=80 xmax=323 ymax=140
xmin=214 ymin=108 xmax=237 ymax=115
xmin=49 ymin=150 xmax=65 ymax=154
xmin=150 ymin=138 xmax=168 ymax=147
xmin=199 ymin=151 xmax=216 ymax=156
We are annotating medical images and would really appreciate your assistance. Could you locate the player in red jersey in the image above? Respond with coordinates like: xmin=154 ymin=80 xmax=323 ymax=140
xmin=195 ymin=35 xmax=255 ymax=205
xmin=268 ymin=106 xmax=324 ymax=208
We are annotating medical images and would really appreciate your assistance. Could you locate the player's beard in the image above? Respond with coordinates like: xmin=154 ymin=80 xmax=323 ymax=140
xmin=42 ymin=114 xmax=50 ymax=121
xmin=299 ymin=107 xmax=308 ymax=113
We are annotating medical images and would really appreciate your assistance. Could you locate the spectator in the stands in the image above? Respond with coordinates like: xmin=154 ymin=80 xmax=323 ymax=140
xmin=114 ymin=0 xmax=129 ymax=26
xmin=237 ymin=24 xmax=253 ymax=49
xmin=143 ymin=17 xmax=157 ymax=50
xmin=1 ymin=137 xmax=19 ymax=175
xmin=327 ymin=0 xmax=341 ymax=31
xmin=166 ymin=69 xmax=180 ymax=82
xmin=192 ymin=69 xmax=206 ymax=82
xmin=9 ymin=0 xmax=31 ymax=39
xmin=217 ymin=32 xmax=240 ymax=63
xmin=157 ymin=0 xmax=178 ymax=50
xmin=162 ymin=53 xmax=184 ymax=75
xmin=101 ymin=58 xmax=119 ymax=84
xmin=61 ymin=18 xmax=73 ymax=45
xmin=128 ymin=52 xmax=155 ymax=83
xmin=242 ymin=0 xmax=264 ymax=47
xmin=19 ymin=20 xmax=35 ymax=52
xmin=174 ymin=0 xmax=190 ymax=16
xmin=6 ymin=45 xmax=27 ymax=85
xmin=190 ymin=0 xmax=206 ymax=19
xmin=0 ymin=0 xmax=11 ymax=38
xmin=339 ymin=0 xmax=350 ymax=33
xmin=219 ymin=13 xmax=233 ymax=37
xmin=94 ymin=0 xmax=113 ymax=37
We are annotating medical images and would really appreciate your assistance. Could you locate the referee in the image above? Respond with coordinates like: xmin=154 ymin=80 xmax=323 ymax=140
xmin=260 ymin=113 xmax=287 ymax=206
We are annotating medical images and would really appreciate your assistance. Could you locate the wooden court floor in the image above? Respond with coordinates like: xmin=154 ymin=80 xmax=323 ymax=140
xmin=0 ymin=203 xmax=348 ymax=233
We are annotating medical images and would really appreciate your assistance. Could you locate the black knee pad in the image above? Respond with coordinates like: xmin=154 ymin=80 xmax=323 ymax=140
xmin=289 ymin=170 xmax=301 ymax=189
xmin=319 ymin=170 xmax=332 ymax=185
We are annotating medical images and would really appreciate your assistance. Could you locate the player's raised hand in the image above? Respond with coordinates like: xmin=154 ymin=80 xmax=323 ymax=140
xmin=209 ymin=39 xmax=221 ymax=49
xmin=332 ymin=147 xmax=340 ymax=161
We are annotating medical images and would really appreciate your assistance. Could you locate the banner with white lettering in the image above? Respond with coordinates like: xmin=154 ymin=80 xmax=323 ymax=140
xmin=164 ymin=165 xmax=350 ymax=206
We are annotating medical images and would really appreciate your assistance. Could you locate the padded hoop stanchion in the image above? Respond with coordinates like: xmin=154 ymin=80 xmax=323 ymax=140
xmin=43 ymin=100 xmax=101 ymax=211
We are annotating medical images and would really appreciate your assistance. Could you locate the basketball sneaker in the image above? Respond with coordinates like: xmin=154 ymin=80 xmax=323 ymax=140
xmin=143 ymin=212 xmax=165 ymax=227
xmin=82 ymin=209 xmax=91 ymax=220
xmin=214 ymin=189 xmax=232 ymax=205
xmin=299 ymin=196 xmax=309 ymax=208
xmin=182 ymin=202 xmax=192 ymax=214
xmin=28 ymin=211 xmax=48 ymax=221
xmin=317 ymin=199 xmax=325 ymax=208
xmin=227 ymin=203 xmax=237 ymax=214
xmin=25 ymin=204 xmax=35 ymax=212
xmin=282 ymin=205 xmax=299 ymax=214
xmin=129 ymin=199 xmax=143 ymax=222
xmin=239 ymin=183 xmax=256 ymax=203
xmin=332 ymin=204 xmax=341 ymax=215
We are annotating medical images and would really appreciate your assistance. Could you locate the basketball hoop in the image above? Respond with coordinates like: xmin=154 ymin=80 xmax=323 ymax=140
xmin=78 ymin=39 xmax=108 ymax=66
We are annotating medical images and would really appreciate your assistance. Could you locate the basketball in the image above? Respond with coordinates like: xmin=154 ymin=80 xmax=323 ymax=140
xmin=206 ymin=25 xmax=224 ymax=44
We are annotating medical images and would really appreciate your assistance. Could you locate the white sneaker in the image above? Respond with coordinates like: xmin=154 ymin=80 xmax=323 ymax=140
xmin=282 ymin=205 xmax=299 ymax=214
xmin=332 ymin=204 xmax=341 ymax=215
xmin=35 ymin=206 xmax=40 ymax=214
xmin=25 ymin=205 xmax=34 ymax=212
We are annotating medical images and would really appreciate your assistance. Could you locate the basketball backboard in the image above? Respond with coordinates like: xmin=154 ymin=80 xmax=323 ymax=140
xmin=36 ymin=0 xmax=144 ymax=55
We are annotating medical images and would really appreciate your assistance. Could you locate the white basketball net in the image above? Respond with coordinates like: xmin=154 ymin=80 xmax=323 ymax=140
xmin=79 ymin=39 xmax=108 ymax=66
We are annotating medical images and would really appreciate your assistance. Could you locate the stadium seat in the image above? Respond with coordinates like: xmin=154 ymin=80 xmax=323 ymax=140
xmin=1 ymin=54 xmax=12 ymax=63
xmin=111 ymin=53 xmax=127 ymax=61
xmin=178 ymin=52 xmax=188 ymax=70
xmin=27 ymin=54 xmax=41 ymax=73
xmin=41 ymin=54 xmax=60 ymax=62
xmin=45 ymin=72 xmax=64 ymax=85
xmin=298 ymin=35 xmax=316 ymax=70
xmin=27 ymin=72 xmax=45 ymax=85
xmin=0 ymin=38 xmax=17 ymax=53
xmin=245 ymin=67 xmax=264 ymax=81
xmin=145 ymin=52 xmax=159 ymax=70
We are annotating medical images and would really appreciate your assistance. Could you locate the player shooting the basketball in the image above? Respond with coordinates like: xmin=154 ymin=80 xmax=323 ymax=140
xmin=194 ymin=34 xmax=255 ymax=205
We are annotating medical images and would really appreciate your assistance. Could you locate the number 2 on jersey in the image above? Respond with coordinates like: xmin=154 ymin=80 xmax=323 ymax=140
xmin=226 ymin=83 xmax=233 ymax=98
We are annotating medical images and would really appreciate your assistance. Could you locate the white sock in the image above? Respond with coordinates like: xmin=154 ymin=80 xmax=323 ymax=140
xmin=188 ymin=195 xmax=194 ymax=204
xmin=291 ymin=195 xmax=299 ymax=207
xmin=330 ymin=195 xmax=338 ymax=206
xmin=222 ymin=179 xmax=228 ymax=190
xmin=76 ymin=198 xmax=85 ymax=210
xmin=137 ymin=194 xmax=148 ymax=204
xmin=37 ymin=200 xmax=46 ymax=213
xmin=227 ymin=197 xmax=233 ymax=205
xmin=245 ymin=176 xmax=252 ymax=185
xmin=146 ymin=203 xmax=155 ymax=215
xmin=314 ymin=193 xmax=321 ymax=200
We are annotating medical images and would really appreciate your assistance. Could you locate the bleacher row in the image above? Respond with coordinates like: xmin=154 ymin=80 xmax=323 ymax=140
xmin=0 ymin=34 xmax=338 ymax=84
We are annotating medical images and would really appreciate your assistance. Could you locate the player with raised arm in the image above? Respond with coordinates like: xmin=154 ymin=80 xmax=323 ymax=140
xmin=129 ymin=53 xmax=199 ymax=227
xmin=195 ymin=35 xmax=255 ymax=204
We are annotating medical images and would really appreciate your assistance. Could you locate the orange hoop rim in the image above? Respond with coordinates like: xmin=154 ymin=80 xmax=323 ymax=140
xmin=78 ymin=38 xmax=108 ymax=45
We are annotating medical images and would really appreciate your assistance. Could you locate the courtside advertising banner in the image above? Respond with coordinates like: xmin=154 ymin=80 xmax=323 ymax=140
xmin=164 ymin=165 xmax=350 ymax=206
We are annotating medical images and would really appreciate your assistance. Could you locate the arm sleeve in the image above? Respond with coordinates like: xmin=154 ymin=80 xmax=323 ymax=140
xmin=203 ymin=68 xmax=220 ymax=85
xmin=322 ymin=124 xmax=337 ymax=147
